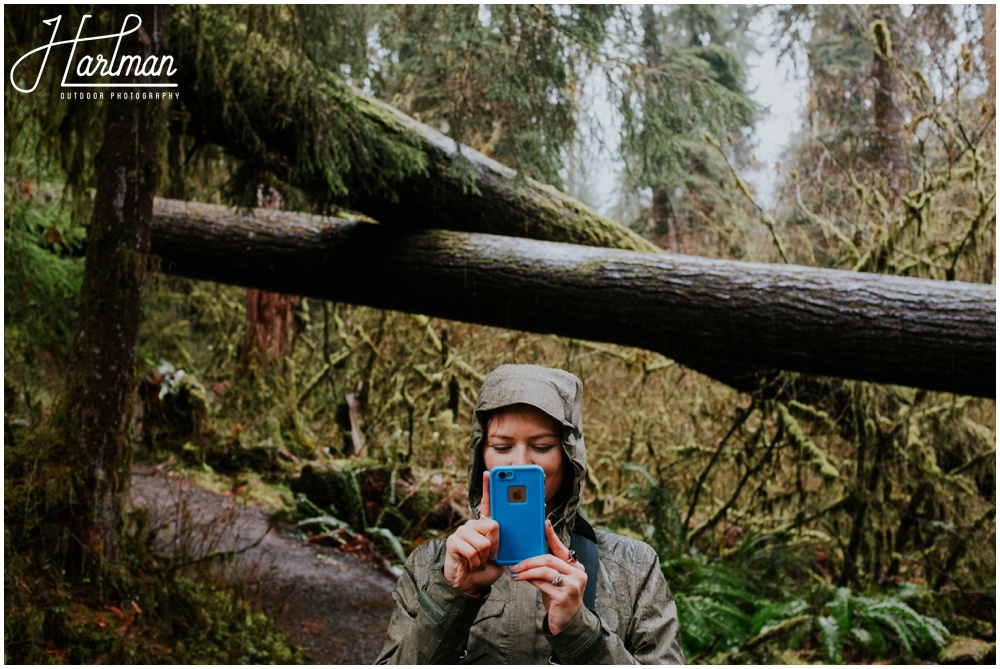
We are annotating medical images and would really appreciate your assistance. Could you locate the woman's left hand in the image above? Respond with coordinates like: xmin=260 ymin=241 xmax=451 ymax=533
xmin=511 ymin=520 xmax=588 ymax=635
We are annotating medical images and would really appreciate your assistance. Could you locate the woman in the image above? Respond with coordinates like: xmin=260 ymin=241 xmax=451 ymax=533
xmin=376 ymin=364 xmax=684 ymax=664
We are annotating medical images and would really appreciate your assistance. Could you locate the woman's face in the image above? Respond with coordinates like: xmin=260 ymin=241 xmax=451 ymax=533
xmin=483 ymin=404 xmax=566 ymax=511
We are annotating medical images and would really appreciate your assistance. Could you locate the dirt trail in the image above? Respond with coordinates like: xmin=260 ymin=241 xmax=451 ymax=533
xmin=129 ymin=465 xmax=397 ymax=664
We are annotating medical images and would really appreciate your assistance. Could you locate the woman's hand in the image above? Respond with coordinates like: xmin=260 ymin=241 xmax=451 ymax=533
xmin=443 ymin=471 xmax=505 ymax=596
xmin=511 ymin=519 xmax=588 ymax=635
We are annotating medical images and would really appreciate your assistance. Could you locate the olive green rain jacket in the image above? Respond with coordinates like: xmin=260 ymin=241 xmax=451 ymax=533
xmin=376 ymin=364 xmax=685 ymax=664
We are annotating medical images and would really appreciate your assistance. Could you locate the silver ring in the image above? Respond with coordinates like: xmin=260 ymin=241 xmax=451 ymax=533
xmin=551 ymin=574 xmax=564 ymax=586
xmin=566 ymin=550 xmax=578 ymax=564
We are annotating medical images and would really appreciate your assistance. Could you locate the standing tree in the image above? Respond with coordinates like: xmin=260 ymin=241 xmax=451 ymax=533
xmin=3 ymin=8 xmax=431 ymax=656
xmin=870 ymin=7 xmax=909 ymax=201
xmin=58 ymin=5 xmax=170 ymax=570
xmin=984 ymin=4 xmax=996 ymax=144
xmin=4 ymin=5 xmax=172 ymax=572
xmin=616 ymin=4 xmax=759 ymax=254
xmin=776 ymin=4 xmax=994 ymax=281
xmin=241 ymin=186 xmax=300 ymax=371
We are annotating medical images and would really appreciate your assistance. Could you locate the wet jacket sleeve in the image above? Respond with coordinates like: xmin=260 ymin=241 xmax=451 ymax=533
xmin=544 ymin=543 xmax=685 ymax=664
xmin=375 ymin=544 xmax=488 ymax=664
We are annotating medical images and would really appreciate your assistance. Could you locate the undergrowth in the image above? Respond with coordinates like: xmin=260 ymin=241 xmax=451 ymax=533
xmin=605 ymin=465 xmax=955 ymax=663
xmin=660 ymin=543 xmax=950 ymax=663
xmin=4 ymin=441 xmax=304 ymax=665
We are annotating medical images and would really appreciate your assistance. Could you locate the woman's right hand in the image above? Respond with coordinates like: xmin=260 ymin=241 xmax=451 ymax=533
xmin=443 ymin=471 xmax=505 ymax=596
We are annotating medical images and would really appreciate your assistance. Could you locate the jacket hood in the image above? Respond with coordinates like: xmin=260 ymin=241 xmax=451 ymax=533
xmin=467 ymin=364 xmax=587 ymax=544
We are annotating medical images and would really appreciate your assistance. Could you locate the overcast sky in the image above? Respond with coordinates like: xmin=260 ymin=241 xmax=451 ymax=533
xmin=742 ymin=7 xmax=808 ymax=208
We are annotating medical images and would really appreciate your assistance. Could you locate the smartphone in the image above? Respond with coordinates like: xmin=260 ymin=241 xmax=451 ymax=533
xmin=489 ymin=465 xmax=546 ymax=565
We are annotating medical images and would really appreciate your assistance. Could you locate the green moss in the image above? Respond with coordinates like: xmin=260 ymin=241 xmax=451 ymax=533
xmin=264 ymin=416 xmax=284 ymax=448
xmin=3 ymin=560 xmax=303 ymax=664
xmin=354 ymin=90 xmax=659 ymax=252
xmin=141 ymin=370 xmax=212 ymax=455
xmin=938 ymin=637 xmax=994 ymax=664
xmin=779 ymin=403 xmax=842 ymax=479
xmin=172 ymin=7 xmax=428 ymax=212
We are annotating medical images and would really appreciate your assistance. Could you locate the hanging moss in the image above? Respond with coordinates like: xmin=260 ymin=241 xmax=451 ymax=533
xmin=169 ymin=6 xmax=429 ymax=212
xmin=869 ymin=19 xmax=893 ymax=60
xmin=778 ymin=402 xmax=842 ymax=479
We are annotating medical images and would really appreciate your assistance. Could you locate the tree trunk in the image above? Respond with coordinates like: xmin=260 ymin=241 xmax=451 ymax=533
xmin=150 ymin=199 xmax=995 ymax=399
xmin=54 ymin=6 xmax=168 ymax=570
xmin=983 ymin=4 xmax=996 ymax=145
xmin=241 ymin=186 xmax=299 ymax=370
xmin=871 ymin=8 xmax=909 ymax=201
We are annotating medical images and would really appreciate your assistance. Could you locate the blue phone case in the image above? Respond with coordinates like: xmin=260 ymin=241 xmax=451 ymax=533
xmin=490 ymin=465 xmax=546 ymax=565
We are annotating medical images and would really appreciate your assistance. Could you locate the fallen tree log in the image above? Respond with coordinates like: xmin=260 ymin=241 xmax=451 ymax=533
xmin=346 ymin=92 xmax=660 ymax=252
xmin=151 ymin=198 xmax=996 ymax=399
xmin=171 ymin=14 xmax=656 ymax=254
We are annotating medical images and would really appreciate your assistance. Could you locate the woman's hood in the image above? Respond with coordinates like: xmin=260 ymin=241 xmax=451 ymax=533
xmin=467 ymin=364 xmax=587 ymax=544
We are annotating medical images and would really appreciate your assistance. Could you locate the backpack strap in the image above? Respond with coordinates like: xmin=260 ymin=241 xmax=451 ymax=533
xmin=570 ymin=516 xmax=599 ymax=610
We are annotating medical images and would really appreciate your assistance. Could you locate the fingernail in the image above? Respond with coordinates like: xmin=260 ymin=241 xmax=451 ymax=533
xmin=479 ymin=564 xmax=487 ymax=571
xmin=510 ymin=571 xmax=518 ymax=578
xmin=489 ymin=554 xmax=498 ymax=561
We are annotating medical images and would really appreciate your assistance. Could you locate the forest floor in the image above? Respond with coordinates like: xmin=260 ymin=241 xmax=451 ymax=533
xmin=129 ymin=464 xmax=397 ymax=664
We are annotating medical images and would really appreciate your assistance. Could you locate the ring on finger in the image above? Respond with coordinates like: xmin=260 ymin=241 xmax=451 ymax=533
xmin=551 ymin=574 xmax=564 ymax=586
xmin=566 ymin=549 xmax=578 ymax=564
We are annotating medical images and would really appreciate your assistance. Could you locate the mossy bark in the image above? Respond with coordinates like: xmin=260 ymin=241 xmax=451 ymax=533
xmin=348 ymin=92 xmax=659 ymax=252
xmin=52 ymin=6 xmax=168 ymax=571
xmin=150 ymin=198 xmax=995 ymax=398
xmin=870 ymin=8 xmax=908 ymax=202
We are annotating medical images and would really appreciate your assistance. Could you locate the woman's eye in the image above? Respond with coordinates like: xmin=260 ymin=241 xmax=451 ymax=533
xmin=532 ymin=444 xmax=557 ymax=453
xmin=489 ymin=445 xmax=511 ymax=453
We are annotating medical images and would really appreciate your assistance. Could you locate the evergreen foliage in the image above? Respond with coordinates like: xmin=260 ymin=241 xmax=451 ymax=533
xmin=5 ymin=6 xmax=116 ymax=222
xmin=774 ymin=5 xmax=994 ymax=281
xmin=614 ymin=5 xmax=760 ymax=250
xmin=326 ymin=5 xmax=617 ymax=186
xmin=757 ymin=5 xmax=995 ymax=609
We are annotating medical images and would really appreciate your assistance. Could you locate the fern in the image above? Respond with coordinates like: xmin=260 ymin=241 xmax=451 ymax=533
xmin=813 ymin=585 xmax=950 ymax=663
xmin=662 ymin=546 xmax=951 ymax=662
xmin=367 ymin=527 xmax=406 ymax=563
xmin=295 ymin=469 xmax=410 ymax=567
xmin=818 ymin=614 xmax=844 ymax=663
xmin=4 ymin=186 xmax=85 ymax=354
xmin=297 ymin=514 xmax=350 ymax=532
xmin=829 ymin=586 xmax=853 ymax=635
xmin=750 ymin=599 xmax=808 ymax=636
xmin=853 ymin=620 xmax=888 ymax=657
xmin=665 ymin=557 xmax=763 ymax=655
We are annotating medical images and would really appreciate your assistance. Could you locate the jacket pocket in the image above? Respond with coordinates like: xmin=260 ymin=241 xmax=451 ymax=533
xmin=463 ymin=599 xmax=507 ymax=663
